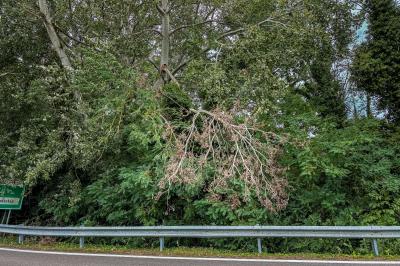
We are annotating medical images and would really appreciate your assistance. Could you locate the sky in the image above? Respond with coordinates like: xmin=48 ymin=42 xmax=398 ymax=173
xmin=356 ymin=22 xmax=368 ymax=44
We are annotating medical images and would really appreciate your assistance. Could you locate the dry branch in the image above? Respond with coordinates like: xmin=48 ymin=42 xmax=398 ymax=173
xmin=158 ymin=108 xmax=288 ymax=212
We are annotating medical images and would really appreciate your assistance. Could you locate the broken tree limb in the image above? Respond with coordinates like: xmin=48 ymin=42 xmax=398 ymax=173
xmin=158 ymin=108 xmax=288 ymax=212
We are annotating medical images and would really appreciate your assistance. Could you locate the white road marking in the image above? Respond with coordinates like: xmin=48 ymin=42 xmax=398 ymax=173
xmin=0 ymin=247 xmax=399 ymax=264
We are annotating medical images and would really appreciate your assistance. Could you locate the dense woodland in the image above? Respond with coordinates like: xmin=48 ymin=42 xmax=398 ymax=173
xmin=1 ymin=0 xmax=400 ymax=254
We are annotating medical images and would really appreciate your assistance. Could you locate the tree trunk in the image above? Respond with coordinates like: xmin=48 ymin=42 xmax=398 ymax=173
xmin=38 ymin=0 xmax=72 ymax=70
xmin=152 ymin=0 xmax=171 ymax=89
xmin=38 ymin=0 xmax=86 ymax=123
xmin=159 ymin=0 xmax=170 ymax=84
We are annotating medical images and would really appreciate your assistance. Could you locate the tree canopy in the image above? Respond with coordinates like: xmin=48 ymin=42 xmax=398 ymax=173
xmin=352 ymin=0 xmax=400 ymax=122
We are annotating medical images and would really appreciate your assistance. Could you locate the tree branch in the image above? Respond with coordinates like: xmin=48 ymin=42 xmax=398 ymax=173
xmin=156 ymin=3 xmax=164 ymax=14
xmin=172 ymin=46 xmax=210 ymax=75
xmin=217 ymin=17 xmax=287 ymax=40
xmin=170 ymin=20 xmax=216 ymax=35
xmin=53 ymin=23 xmax=93 ymax=48
xmin=132 ymin=27 xmax=162 ymax=36
xmin=148 ymin=58 xmax=160 ymax=72
xmin=171 ymin=17 xmax=286 ymax=75
xmin=0 ymin=73 xmax=14 ymax=77
xmin=159 ymin=108 xmax=288 ymax=212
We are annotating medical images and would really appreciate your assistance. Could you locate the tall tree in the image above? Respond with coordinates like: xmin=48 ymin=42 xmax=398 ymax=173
xmin=302 ymin=49 xmax=347 ymax=124
xmin=352 ymin=0 xmax=400 ymax=122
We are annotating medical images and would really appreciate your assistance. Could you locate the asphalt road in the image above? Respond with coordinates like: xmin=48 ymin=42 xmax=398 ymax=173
xmin=1 ymin=248 xmax=400 ymax=266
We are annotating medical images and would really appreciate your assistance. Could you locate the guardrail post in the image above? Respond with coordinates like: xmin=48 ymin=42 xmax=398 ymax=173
xmin=257 ymin=238 xmax=262 ymax=254
xmin=160 ymin=237 xmax=164 ymax=252
xmin=372 ymin=239 xmax=379 ymax=256
xmin=79 ymin=225 xmax=85 ymax=248
xmin=79 ymin=236 xmax=85 ymax=248
xmin=18 ymin=234 xmax=24 ymax=244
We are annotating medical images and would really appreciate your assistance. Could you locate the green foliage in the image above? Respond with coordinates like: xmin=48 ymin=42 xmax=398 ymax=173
xmin=81 ymin=167 xmax=159 ymax=226
xmin=2 ymin=0 xmax=400 ymax=255
xmin=161 ymin=83 xmax=193 ymax=122
xmin=301 ymin=50 xmax=347 ymax=124
xmin=284 ymin=119 xmax=400 ymax=226
xmin=352 ymin=0 xmax=400 ymax=122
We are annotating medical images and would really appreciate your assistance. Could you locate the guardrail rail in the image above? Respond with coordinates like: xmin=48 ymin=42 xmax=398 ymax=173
xmin=1 ymin=225 xmax=397 ymax=256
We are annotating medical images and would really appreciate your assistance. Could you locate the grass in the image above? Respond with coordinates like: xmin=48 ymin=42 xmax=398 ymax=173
xmin=1 ymin=235 xmax=400 ymax=261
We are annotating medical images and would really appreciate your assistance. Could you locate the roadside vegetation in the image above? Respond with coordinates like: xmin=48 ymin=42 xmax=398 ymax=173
xmin=1 ymin=0 xmax=400 ymax=255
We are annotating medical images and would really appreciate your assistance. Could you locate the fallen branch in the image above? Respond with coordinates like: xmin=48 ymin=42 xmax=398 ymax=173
xmin=158 ymin=108 xmax=288 ymax=212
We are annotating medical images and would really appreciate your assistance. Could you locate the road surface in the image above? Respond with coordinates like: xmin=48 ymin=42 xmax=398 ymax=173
xmin=0 ymin=248 xmax=399 ymax=266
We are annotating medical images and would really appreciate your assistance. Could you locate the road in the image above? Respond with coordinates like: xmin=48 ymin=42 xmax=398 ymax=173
xmin=0 ymin=248 xmax=400 ymax=266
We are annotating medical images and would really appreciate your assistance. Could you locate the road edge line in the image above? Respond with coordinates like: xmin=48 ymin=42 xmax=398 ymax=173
xmin=0 ymin=247 xmax=399 ymax=264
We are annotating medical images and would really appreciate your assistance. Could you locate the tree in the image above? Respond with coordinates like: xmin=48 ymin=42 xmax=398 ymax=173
xmin=352 ymin=0 xmax=400 ymax=122
xmin=302 ymin=49 xmax=347 ymax=124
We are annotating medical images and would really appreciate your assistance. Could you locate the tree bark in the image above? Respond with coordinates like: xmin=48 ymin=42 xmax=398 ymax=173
xmin=159 ymin=0 xmax=170 ymax=83
xmin=38 ymin=0 xmax=72 ymax=70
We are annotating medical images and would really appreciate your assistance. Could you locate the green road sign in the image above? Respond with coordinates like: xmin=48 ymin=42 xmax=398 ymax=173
xmin=0 ymin=185 xmax=24 ymax=210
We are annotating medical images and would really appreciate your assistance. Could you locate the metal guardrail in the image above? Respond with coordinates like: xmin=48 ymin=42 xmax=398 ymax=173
xmin=1 ymin=225 xmax=396 ymax=256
